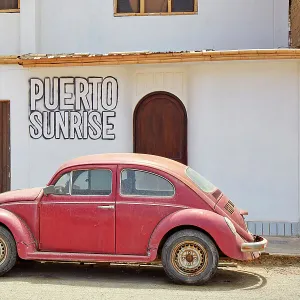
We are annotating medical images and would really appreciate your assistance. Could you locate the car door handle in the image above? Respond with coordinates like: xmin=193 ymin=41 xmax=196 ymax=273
xmin=97 ymin=205 xmax=115 ymax=210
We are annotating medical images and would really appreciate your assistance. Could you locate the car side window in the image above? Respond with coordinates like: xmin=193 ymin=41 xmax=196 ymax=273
xmin=54 ymin=172 xmax=71 ymax=195
xmin=120 ymin=169 xmax=175 ymax=197
xmin=72 ymin=169 xmax=112 ymax=196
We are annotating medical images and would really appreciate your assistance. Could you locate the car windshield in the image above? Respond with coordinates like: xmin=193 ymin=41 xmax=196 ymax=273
xmin=185 ymin=167 xmax=217 ymax=193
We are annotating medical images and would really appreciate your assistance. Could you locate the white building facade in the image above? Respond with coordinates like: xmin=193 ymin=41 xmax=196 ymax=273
xmin=0 ymin=0 xmax=290 ymax=55
xmin=0 ymin=0 xmax=299 ymax=236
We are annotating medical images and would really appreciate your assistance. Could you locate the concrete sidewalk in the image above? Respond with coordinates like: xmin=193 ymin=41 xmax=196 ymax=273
xmin=264 ymin=236 xmax=300 ymax=256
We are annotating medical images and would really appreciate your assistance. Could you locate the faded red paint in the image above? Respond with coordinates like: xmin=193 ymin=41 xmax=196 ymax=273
xmin=39 ymin=165 xmax=117 ymax=254
xmin=0 ymin=153 xmax=267 ymax=263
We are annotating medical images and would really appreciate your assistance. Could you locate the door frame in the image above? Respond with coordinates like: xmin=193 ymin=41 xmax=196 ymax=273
xmin=0 ymin=100 xmax=11 ymax=193
xmin=133 ymin=91 xmax=188 ymax=164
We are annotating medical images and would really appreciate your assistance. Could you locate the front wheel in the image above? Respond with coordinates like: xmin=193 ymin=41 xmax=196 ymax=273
xmin=0 ymin=226 xmax=17 ymax=276
xmin=161 ymin=229 xmax=219 ymax=285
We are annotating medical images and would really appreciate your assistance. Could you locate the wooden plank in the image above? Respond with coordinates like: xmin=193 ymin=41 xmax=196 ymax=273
xmin=114 ymin=11 xmax=197 ymax=16
xmin=194 ymin=0 xmax=198 ymax=12
xmin=140 ymin=0 xmax=145 ymax=14
xmin=0 ymin=9 xmax=20 ymax=13
xmin=0 ymin=103 xmax=3 ymax=193
xmin=7 ymin=102 xmax=11 ymax=191
xmin=2 ymin=102 xmax=7 ymax=192
xmin=0 ymin=56 xmax=18 ymax=65
xmin=113 ymin=0 xmax=117 ymax=14
xmin=168 ymin=0 xmax=171 ymax=13
xmin=6 ymin=101 xmax=10 ymax=192
xmin=0 ymin=101 xmax=10 ymax=193
xmin=17 ymin=49 xmax=300 ymax=68
xmin=3 ymin=103 xmax=8 ymax=192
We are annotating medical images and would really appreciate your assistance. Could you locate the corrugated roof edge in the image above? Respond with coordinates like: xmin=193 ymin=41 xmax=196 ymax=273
xmin=1 ymin=48 xmax=300 ymax=67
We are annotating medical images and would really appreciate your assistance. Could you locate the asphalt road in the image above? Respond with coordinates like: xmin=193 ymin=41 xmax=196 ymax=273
xmin=1 ymin=261 xmax=299 ymax=300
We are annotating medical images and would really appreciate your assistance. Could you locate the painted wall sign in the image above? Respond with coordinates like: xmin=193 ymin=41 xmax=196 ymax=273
xmin=29 ymin=77 xmax=118 ymax=140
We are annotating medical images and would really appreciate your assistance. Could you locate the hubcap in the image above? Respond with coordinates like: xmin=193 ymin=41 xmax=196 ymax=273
xmin=0 ymin=238 xmax=7 ymax=265
xmin=171 ymin=241 xmax=208 ymax=277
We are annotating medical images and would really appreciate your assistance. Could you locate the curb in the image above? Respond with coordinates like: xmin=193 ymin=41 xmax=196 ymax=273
xmin=227 ymin=253 xmax=300 ymax=267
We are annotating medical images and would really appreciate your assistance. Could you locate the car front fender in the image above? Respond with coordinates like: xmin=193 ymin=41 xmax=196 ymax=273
xmin=148 ymin=208 xmax=252 ymax=261
xmin=0 ymin=208 xmax=37 ymax=258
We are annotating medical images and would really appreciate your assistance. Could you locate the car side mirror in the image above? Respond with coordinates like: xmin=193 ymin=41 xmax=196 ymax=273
xmin=43 ymin=185 xmax=55 ymax=196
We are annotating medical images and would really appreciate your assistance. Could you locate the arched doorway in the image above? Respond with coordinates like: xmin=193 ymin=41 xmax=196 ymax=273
xmin=134 ymin=92 xmax=187 ymax=165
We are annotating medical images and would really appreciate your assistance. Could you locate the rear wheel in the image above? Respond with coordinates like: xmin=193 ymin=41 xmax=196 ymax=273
xmin=161 ymin=229 xmax=219 ymax=285
xmin=0 ymin=227 xmax=17 ymax=276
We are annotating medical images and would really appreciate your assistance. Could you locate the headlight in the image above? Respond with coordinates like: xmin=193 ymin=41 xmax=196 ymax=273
xmin=224 ymin=217 xmax=237 ymax=235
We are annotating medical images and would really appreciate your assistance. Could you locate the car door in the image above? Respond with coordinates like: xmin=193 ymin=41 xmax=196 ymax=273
xmin=116 ymin=165 xmax=184 ymax=256
xmin=39 ymin=165 xmax=116 ymax=254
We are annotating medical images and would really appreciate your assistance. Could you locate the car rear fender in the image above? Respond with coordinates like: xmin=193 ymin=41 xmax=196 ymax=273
xmin=148 ymin=208 xmax=245 ymax=260
xmin=0 ymin=208 xmax=37 ymax=258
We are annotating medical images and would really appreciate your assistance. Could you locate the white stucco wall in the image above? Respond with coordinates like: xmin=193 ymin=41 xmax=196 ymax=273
xmin=0 ymin=0 xmax=290 ymax=55
xmin=20 ymin=0 xmax=40 ymax=54
xmin=0 ymin=14 xmax=20 ymax=55
xmin=0 ymin=59 xmax=299 ymax=226
xmin=0 ymin=65 xmax=134 ymax=189
xmin=38 ymin=0 xmax=289 ymax=54
xmin=188 ymin=61 xmax=300 ymax=223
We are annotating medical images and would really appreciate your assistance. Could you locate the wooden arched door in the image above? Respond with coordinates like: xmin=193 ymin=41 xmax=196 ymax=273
xmin=134 ymin=92 xmax=187 ymax=165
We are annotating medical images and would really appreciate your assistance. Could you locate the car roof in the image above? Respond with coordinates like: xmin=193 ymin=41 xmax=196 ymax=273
xmin=50 ymin=153 xmax=207 ymax=201
xmin=57 ymin=153 xmax=187 ymax=175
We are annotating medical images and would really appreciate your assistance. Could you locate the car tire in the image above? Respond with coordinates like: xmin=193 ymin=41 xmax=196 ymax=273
xmin=161 ymin=229 xmax=219 ymax=285
xmin=0 ymin=226 xmax=17 ymax=276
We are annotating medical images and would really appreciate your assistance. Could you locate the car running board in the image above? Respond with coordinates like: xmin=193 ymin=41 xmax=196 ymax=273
xmin=24 ymin=250 xmax=157 ymax=264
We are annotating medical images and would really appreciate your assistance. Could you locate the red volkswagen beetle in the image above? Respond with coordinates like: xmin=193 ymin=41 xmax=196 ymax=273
xmin=0 ymin=153 xmax=267 ymax=285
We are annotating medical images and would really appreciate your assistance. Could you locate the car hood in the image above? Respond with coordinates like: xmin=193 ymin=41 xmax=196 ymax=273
xmin=0 ymin=187 xmax=43 ymax=205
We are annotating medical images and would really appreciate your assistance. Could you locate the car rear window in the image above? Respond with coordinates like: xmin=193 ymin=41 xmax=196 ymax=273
xmin=185 ymin=167 xmax=217 ymax=193
xmin=120 ymin=169 xmax=175 ymax=197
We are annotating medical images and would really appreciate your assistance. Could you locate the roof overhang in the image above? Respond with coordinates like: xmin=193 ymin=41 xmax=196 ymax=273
xmin=0 ymin=56 xmax=19 ymax=65
xmin=1 ymin=49 xmax=300 ymax=68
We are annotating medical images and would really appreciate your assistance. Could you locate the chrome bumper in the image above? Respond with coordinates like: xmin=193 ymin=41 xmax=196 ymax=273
xmin=241 ymin=236 xmax=268 ymax=253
